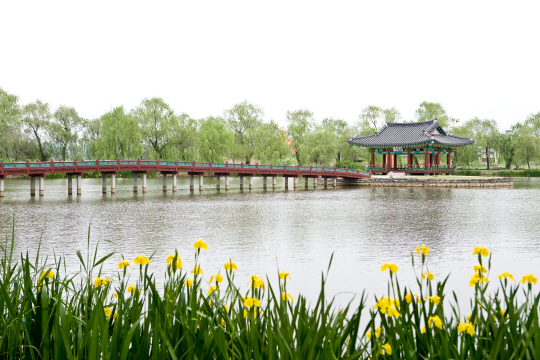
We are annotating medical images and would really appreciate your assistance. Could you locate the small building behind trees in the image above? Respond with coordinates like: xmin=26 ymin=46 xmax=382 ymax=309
xmin=348 ymin=119 xmax=474 ymax=175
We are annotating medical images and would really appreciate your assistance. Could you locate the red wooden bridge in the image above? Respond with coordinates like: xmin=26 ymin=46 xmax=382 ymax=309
xmin=0 ymin=159 xmax=371 ymax=196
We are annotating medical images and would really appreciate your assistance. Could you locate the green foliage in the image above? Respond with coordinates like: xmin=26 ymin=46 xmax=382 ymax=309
xmin=95 ymin=106 xmax=142 ymax=159
xmin=196 ymin=116 xmax=234 ymax=162
xmin=1 ymin=225 xmax=539 ymax=359
xmin=286 ymin=109 xmax=315 ymax=165
xmin=415 ymin=101 xmax=457 ymax=128
xmin=454 ymin=169 xmax=482 ymax=176
xmin=48 ymin=106 xmax=83 ymax=161
xmin=497 ymin=169 xmax=540 ymax=177
xmin=225 ymin=101 xmax=264 ymax=163
xmin=298 ymin=126 xmax=337 ymax=166
xmin=22 ymin=100 xmax=51 ymax=161
xmin=335 ymin=160 xmax=366 ymax=170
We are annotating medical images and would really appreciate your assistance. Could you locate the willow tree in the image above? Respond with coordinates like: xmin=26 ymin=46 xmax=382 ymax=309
xmin=48 ymin=106 xmax=82 ymax=160
xmin=286 ymin=109 xmax=314 ymax=165
xmin=95 ymin=106 xmax=142 ymax=159
xmin=196 ymin=116 xmax=234 ymax=163
xmin=0 ymin=87 xmax=24 ymax=160
xmin=23 ymin=100 xmax=51 ymax=161
xmin=299 ymin=126 xmax=338 ymax=166
xmin=415 ymin=101 xmax=457 ymax=128
xmin=225 ymin=101 xmax=264 ymax=163
xmin=131 ymin=98 xmax=176 ymax=159
xmin=252 ymin=120 xmax=291 ymax=164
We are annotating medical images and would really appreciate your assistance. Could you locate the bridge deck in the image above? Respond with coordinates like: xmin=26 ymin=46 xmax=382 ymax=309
xmin=0 ymin=160 xmax=371 ymax=179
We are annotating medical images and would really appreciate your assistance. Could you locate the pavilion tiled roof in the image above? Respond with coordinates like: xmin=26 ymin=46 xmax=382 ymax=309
xmin=348 ymin=120 xmax=474 ymax=148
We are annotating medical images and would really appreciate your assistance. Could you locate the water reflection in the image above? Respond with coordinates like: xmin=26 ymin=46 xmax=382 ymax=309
xmin=0 ymin=177 xmax=538 ymax=307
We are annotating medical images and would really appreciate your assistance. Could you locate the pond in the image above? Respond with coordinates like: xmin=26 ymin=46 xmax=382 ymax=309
xmin=0 ymin=176 xmax=538 ymax=307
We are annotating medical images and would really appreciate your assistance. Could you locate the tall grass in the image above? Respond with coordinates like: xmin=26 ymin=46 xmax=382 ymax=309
xmin=498 ymin=169 xmax=540 ymax=177
xmin=0 ymin=223 xmax=539 ymax=359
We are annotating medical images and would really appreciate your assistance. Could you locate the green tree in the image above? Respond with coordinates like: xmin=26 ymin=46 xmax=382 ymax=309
xmin=383 ymin=107 xmax=402 ymax=123
xmin=225 ymin=101 xmax=264 ymax=163
xmin=0 ymin=87 xmax=25 ymax=160
xmin=513 ymin=123 xmax=539 ymax=169
xmin=299 ymin=126 xmax=338 ymax=166
xmin=252 ymin=121 xmax=291 ymax=164
xmin=95 ymin=106 xmax=142 ymax=159
xmin=468 ymin=117 xmax=498 ymax=169
xmin=131 ymin=98 xmax=176 ymax=159
xmin=322 ymin=117 xmax=351 ymax=162
xmin=415 ymin=101 xmax=456 ymax=128
xmin=359 ymin=106 xmax=383 ymax=132
xmin=196 ymin=117 xmax=234 ymax=162
xmin=171 ymin=113 xmax=198 ymax=161
xmin=452 ymin=123 xmax=477 ymax=168
xmin=494 ymin=131 xmax=515 ymax=169
xmin=286 ymin=109 xmax=314 ymax=165
xmin=49 ymin=106 xmax=82 ymax=160
xmin=22 ymin=100 xmax=51 ymax=161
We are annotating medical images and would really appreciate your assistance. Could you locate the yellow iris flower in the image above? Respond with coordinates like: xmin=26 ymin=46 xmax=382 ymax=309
xmin=248 ymin=274 xmax=265 ymax=289
xmin=457 ymin=322 xmax=475 ymax=335
xmin=470 ymin=273 xmax=488 ymax=286
xmin=472 ymin=246 xmax=489 ymax=257
xmin=209 ymin=273 xmax=224 ymax=283
xmin=127 ymin=284 xmax=136 ymax=293
xmin=422 ymin=271 xmax=434 ymax=281
xmin=425 ymin=295 xmax=441 ymax=305
xmin=498 ymin=272 xmax=514 ymax=281
xmin=166 ymin=254 xmax=182 ymax=269
xmin=191 ymin=266 xmax=204 ymax=275
xmin=473 ymin=264 xmax=487 ymax=273
xmin=193 ymin=239 xmax=208 ymax=249
xmin=415 ymin=244 xmax=429 ymax=255
xmin=94 ymin=277 xmax=110 ymax=287
xmin=428 ymin=315 xmax=442 ymax=329
xmin=244 ymin=308 xmax=257 ymax=318
xmin=104 ymin=307 xmax=112 ymax=317
xmin=381 ymin=263 xmax=398 ymax=274
xmin=134 ymin=255 xmax=150 ymax=265
xmin=520 ymin=273 xmax=537 ymax=284
xmin=224 ymin=262 xmax=238 ymax=270
xmin=40 ymin=269 xmax=54 ymax=280
xmin=380 ymin=343 xmax=392 ymax=355
xmin=113 ymin=293 xmax=118 ymax=298
xmin=185 ymin=278 xmax=193 ymax=287
xmin=405 ymin=293 xmax=420 ymax=304
xmin=208 ymin=286 xmax=218 ymax=295
xmin=282 ymin=292 xmax=294 ymax=302
xmin=366 ymin=327 xmax=381 ymax=339
xmin=118 ymin=259 xmax=131 ymax=269
xmin=279 ymin=271 xmax=291 ymax=280
xmin=374 ymin=297 xmax=400 ymax=317
xmin=244 ymin=297 xmax=261 ymax=308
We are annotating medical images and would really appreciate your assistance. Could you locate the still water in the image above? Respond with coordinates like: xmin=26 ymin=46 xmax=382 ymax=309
xmin=0 ymin=176 xmax=539 ymax=307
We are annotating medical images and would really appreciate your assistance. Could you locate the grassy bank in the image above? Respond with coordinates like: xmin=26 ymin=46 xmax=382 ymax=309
xmin=1 ymin=226 xmax=539 ymax=359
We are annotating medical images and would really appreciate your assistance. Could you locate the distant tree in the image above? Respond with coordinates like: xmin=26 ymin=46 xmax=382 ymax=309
xmin=196 ymin=116 xmax=234 ymax=162
xmin=299 ymin=126 xmax=338 ymax=166
xmin=95 ymin=106 xmax=142 ymax=159
xmin=171 ymin=113 xmax=198 ymax=161
xmin=452 ymin=123 xmax=477 ymax=168
xmin=494 ymin=131 xmax=515 ymax=169
xmin=131 ymin=98 xmax=175 ymax=159
xmin=322 ymin=117 xmax=350 ymax=162
xmin=0 ymin=87 xmax=24 ymax=160
xmin=252 ymin=120 xmax=291 ymax=164
xmin=23 ymin=100 xmax=51 ymax=161
xmin=415 ymin=101 xmax=456 ymax=128
xmin=286 ymin=109 xmax=315 ymax=165
xmin=49 ymin=106 xmax=82 ymax=160
xmin=467 ymin=118 xmax=498 ymax=169
xmin=359 ymin=106 xmax=383 ymax=132
xmin=383 ymin=107 xmax=402 ymax=123
xmin=513 ymin=123 xmax=539 ymax=169
xmin=225 ymin=101 xmax=264 ymax=163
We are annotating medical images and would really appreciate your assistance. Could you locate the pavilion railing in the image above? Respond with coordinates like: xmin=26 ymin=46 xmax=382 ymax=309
xmin=366 ymin=165 xmax=456 ymax=172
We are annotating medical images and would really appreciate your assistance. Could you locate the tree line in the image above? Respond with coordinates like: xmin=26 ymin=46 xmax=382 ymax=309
xmin=1 ymin=86 xmax=539 ymax=169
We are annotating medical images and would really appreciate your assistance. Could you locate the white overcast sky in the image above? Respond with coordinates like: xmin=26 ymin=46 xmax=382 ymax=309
xmin=1 ymin=1 xmax=539 ymax=130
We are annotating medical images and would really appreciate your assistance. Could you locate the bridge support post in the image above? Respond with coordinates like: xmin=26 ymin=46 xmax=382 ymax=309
xmin=225 ymin=176 xmax=229 ymax=190
xmin=30 ymin=176 xmax=36 ymax=196
xmin=172 ymin=174 xmax=177 ymax=192
xmin=284 ymin=177 xmax=288 ymax=190
xmin=313 ymin=178 xmax=318 ymax=189
xmin=133 ymin=174 xmax=138 ymax=192
xmin=163 ymin=174 xmax=167 ymax=192
xmin=199 ymin=175 xmax=204 ymax=191
xmin=111 ymin=174 xmax=116 ymax=194
xmin=142 ymin=173 xmax=147 ymax=193
xmin=0 ymin=178 xmax=4 ymax=197
xmin=190 ymin=175 xmax=194 ymax=191
xmin=263 ymin=176 xmax=267 ymax=190
xmin=39 ymin=176 xmax=44 ymax=196
xmin=239 ymin=176 xmax=244 ymax=189
xmin=102 ymin=174 xmax=107 ymax=194
xmin=332 ymin=178 xmax=337 ymax=187
xmin=77 ymin=175 xmax=81 ymax=195
xmin=68 ymin=175 xmax=73 ymax=194
xmin=294 ymin=177 xmax=298 ymax=189
xmin=216 ymin=175 xmax=221 ymax=190
xmin=272 ymin=176 xmax=276 ymax=189
xmin=304 ymin=177 xmax=309 ymax=189
xmin=248 ymin=176 xmax=253 ymax=190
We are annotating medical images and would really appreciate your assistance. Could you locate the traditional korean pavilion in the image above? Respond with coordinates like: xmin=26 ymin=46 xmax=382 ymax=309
xmin=348 ymin=119 xmax=474 ymax=175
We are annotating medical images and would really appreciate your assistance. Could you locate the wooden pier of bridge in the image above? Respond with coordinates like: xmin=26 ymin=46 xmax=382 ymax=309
xmin=0 ymin=159 xmax=371 ymax=196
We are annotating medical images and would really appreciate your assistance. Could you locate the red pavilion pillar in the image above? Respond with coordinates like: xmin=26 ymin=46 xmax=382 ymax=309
xmin=370 ymin=152 xmax=375 ymax=166
xmin=436 ymin=152 xmax=440 ymax=165
xmin=424 ymin=150 xmax=429 ymax=173
xmin=447 ymin=152 xmax=451 ymax=166
xmin=393 ymin=154 xmax=398 ymax=171
xmin=383 ymin=154 xmax=387 ymax=168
